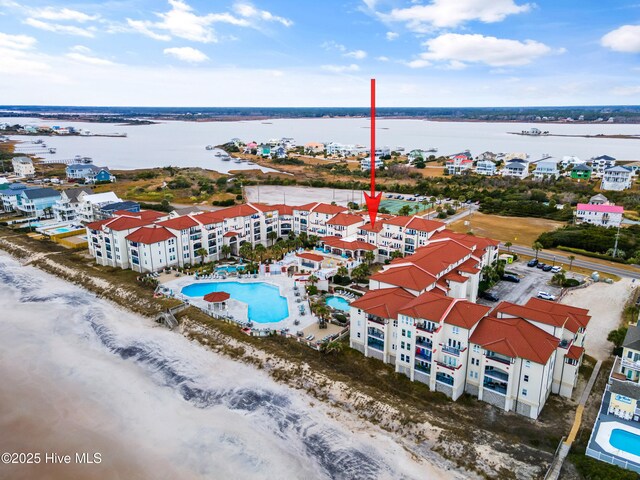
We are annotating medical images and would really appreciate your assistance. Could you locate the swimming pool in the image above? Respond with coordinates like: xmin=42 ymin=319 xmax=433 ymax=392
xmin=181 ymin=281 xmax=288 ymax=323
xmin=610 ymin=429 xmax=640 ymax=456
xmin=216 ymin=265 xmax=244 ymax=273
xmin=326 ymin=296 xmax=350 ymax=312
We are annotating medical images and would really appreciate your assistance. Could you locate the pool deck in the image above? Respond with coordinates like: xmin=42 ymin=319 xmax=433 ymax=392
xmin=160 ymin=271 xmax=318 ymax=332
xmin=586 ymin=389 xmax=640 ymax=472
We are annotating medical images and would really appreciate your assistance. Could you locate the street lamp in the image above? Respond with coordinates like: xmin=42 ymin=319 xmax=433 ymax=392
xmin=552 ymin=256 xmax=556 ymax=267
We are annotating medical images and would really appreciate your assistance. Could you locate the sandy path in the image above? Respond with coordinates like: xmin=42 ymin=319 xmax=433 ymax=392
xmin=561 ymin=279 xmax=635 ymax=360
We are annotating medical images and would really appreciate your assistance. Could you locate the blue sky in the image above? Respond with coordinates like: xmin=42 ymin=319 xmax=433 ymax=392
xmin=1 ymin=0 xmax=640 ymax=106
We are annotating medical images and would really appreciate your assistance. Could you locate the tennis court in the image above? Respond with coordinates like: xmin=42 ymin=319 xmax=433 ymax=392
xmin=379 ymin=198 xmax=432 ymax=215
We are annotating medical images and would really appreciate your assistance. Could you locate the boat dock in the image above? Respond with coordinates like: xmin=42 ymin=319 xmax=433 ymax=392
xmin=38 ymin=156 xmax=93 ymax=165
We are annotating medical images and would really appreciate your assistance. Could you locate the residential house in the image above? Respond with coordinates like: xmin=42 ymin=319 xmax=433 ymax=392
xmin=407 ymin=149 xmax=428 ymax=163
xmin=475 ymin=160 xmax=497 ymax=176
xmin=16 ymin=187 xmax=61 ymax=217
xmin=446 ymin=155 xmax=473 ymax=175
xmin=361 ymin=156 xmax=384 ymax=171
xmin=304 ymin=142 xmax=324 ymax=154
xmin=561 ymin=156 xmax=584 ymax=169
xmin=11 ymin=157 xmax=35 ymax=178
xmin=77 ymin=191 xmax=122 ymax=222
xmin=571 ymin=164 xmax=592 ymax=180
xmin=605 ymin=324 xmax=640 ymax=421
xmin=589 ymin=194 xmax=609 ymax=205
xmin=533 ymin=158 xmax=560 ymax=179
xmin=590 ymin=155 xmax=616 ymax=176
xmin=66 ymin=164 xmax=116 ymax=183
xmin=575 ymin=200 xmax=623 ymax=228
xmin=0 ymin=183 xmax=30 ymax=212
xmin=502 ymin=160 xmax=529 ymax=179
xmin=601 ymin=166 xmax=633 ymax=191
xmin=52 ymin=187 xmax=93 ymax=222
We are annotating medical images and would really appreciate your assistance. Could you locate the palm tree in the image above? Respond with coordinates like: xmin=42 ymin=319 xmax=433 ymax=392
xmin=504 ymin=241 xmax=512 ymax=253
xmin=307 ymin=274 xmax=319 ymax=287
xmin=271 ymin=244 xmax=283 ymax=260
xmin=363 ymin=250 xmax=375 ymax=265
xmin=568 ymin=255 xmax=576 ymax=271
xmin=390 ymin=250 xmax=403 ymax=260
xmin=254 ymin=244 xmax=267 ymax=262
xmin=308 ymin=235 xmax=319 ymax=247
xmin=321 ymin=340 xmax=344 ymax=355
xmin=239 ymin=243 xmax=253 ymax=261
xmin=337 ymin=266 xmax=349 ymax=277
xmin=220 ymin=244 xmax=231 ymax=259
xmin=267 ymin=231 xmax=278 ymax=247
xmin=195 ymin=247 xmax=208 ymax=266
xmin=351 ymin=263 xmax=370 ymax=283
xmin=398 ymin=205 xmax=412 ymax=216
xmin=532 ymin=241 xmax=543 ymax=260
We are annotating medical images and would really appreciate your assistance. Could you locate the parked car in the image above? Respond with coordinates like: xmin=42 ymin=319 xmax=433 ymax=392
xmin=480 ymin=291 xmax=499 ymax=302
xmin=527 ymin=259 xmax=539 ymax=267
xmin=502 ymin=274 xmax=520 ymax=283
xmin=551 ymin=266 xmax=562 ymax=273
xmin=537 ymin=291 xmax=556 ymax=301
xmin=542 ymin=265 xmax=553 ymax=272
xmin=536 ymin=262 xmax=546 ymax=269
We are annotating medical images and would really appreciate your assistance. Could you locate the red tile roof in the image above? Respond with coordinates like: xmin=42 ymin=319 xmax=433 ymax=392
xmin=196 ymin=204 xmax=259 ymax=224
xmin=524 ymin=298 xmax=591 ymax=330
xmin=103 ymin=216 xmax=153 ymax=231
xmin=112 ymin=210 xmax=166 ymax=221
xmin=203 ymin=291 xmax=230 ymax=303
xmin=495 ymin=298 xmax=591 ymax=334
xmin=359 ymin=222 xmax=384 ymax=233
xmin=406 ymin=217 xmax=446 ymax=232
xmin=269 ymin=203 xmax=294 ymax=215
xmin=125 ymin=226 xmax=175 ymax=245
xmin=157 ymin=215 xmax=199 ymax=230
xmin=494 ymin=301 xmax=569 ymax=330
xmin=382 ymin=215 xmax=412 ymax=227
xmin=566 ymin=345 xmax=584 ymax=361
xmin=296 ymin=252 xmax=324 ymax=262
xmin=443 ymin=271 xmax=468 ymax=283
xmin=295 ymin=202 xmax=318 ymax=211
xmin=457 ymin=258 xmax=481 ymax=274
xmin=312 ymin=203 xmax=348 ymax=215
xmin=249 ymin=203 xmax=279 ymax=213
xmin=370 ymin=265 xmax=436 ymax=291
xmin=327 ymin=213 xmax=364 ymax=226
xmin=399 ymin=292 xmax=489 ymax=329
xmin=470 ymin=317 xmax=559 ymax=364
xmin=86 ymin=218 xmax=111 ymax=230
xmin=350 ymin=287 xmax=416 ymax=320
xmin=320 ymin=236 xmax=376 ymax=251
xmin=391 ymin=240 xmax=471 ymax=277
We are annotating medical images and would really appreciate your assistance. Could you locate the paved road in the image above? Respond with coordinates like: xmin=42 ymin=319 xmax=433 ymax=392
xmin=508 ymin=245 xmax=640 ymax=280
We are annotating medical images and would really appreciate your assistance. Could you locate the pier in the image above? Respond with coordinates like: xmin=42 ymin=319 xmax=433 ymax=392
xmin=38 ymin=157 xmax=93 ymax=165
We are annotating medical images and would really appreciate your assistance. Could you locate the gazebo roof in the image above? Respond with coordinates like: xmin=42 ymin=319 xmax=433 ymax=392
xmin=203 ymin=291 xmax=231 ymax=303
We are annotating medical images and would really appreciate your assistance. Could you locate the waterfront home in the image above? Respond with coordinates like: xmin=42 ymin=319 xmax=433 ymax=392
xmin=272 ymin=146 xmax=287 ymax=159
xmin=407 ymin=149 xmax=428 ymax=163
xmin=502 ymin=160 xmax=529 ymax=179
xmin=575 ymin=200 xmax=623 ymax=228
xmin=0 ymin=183 xmax=30 ymax=212
xmin=77 ymin=191 xmax=122 ymax=222
xmin=52 ymin=187 xmax=93 ymax=222
xmin=66 ymin=164 xmax=116 ymax=183
xmin=561 ymin=155 xmax=584 ymax=169
xmin=11 ymin=157 xmax=35 ymax=178
xmin=476 ymin=151 xmax=497 ymax=161
xmin=446 ymin=155 xmax=473 ymax=175
xmin=571 ymin=164 xmax=592 ymax=180
xmin=360 ymin=155 xmax=384 ymax=171
xmin=98 ymin=201 xmax=141 ymax=219
xmin=606 ymin=324 xmax=640 ymax=420
xmin=590 ymin=155 xmax=616 ymax=176
xmin=475 ymin=159 xmax=497 ymax=176
xmin=601 ymin=166 xmax=633 ymax=191
xmin=16 ymin=187 xmax=61 ymax=217
xmin=258 ymin=144 xmax=272 ymax=157
xmin=304 ymin=142 xmax=324 ymax=154
xmin=533 ymin=158 xmax=560 ymax=179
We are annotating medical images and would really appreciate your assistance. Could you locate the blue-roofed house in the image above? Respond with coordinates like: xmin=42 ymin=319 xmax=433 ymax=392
xmin=98 ymin=200 xmax=141 ymax=219
xmin=0 ymin=183 xmax=30 ymax=212
xmin=66 ymin=164 xmax=116 ymax=183
xmin=16 ymin=187 xmax=61 ymax=217
xmin=52 ymin=186 xmax=93 ymax=222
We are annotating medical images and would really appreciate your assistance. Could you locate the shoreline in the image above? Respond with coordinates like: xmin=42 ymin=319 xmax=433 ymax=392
xmin=0 ymin=229 xmax=568 ymax=479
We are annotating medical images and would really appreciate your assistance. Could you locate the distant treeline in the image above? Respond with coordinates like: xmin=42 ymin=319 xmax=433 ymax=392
xmin=3 ymin=105 xmax=640 ymax=122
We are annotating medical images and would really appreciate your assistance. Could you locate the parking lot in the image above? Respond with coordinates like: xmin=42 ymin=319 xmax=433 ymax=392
xmin=478 ymin=259 xmax=583 ymax=307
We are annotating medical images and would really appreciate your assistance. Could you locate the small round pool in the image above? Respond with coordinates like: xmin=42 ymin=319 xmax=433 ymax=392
xmin=326 ymin=295 xmax=350 ymax=312
xmin=216 ymin=265 xmax=243 ymax=273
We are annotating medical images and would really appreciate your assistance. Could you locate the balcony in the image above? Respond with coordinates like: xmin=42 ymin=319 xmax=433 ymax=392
xmin=416 ymin=337 xmax=432 ymax=349
xmin=367 ymin=337 xmax=384 ymax=351
xmin=484 ymin=367 xmax=509 ymax=382
xmin=416 ymin=323 xmax=439 ymax=334
xmin=436 ymin=360 xmax=460 ymax=371
xmin=486 ymin=352 xmax=512 ymax=365
xmin=367 ymin=328 xmax=384 ymax=340
xmin=441 ymin=345 xmax=465 ymax=357
xmin=435 ymin=372 xmax=454 ymax=386
xmin=415 ymin=362 xmax=431 ymax=374
xmin=366 ymin=314 xmax=386 ymax=325
xmin=483 ymin=379 xmax=507 ymax=395
xmin=415 ymin=349 xmax=432 ymax=362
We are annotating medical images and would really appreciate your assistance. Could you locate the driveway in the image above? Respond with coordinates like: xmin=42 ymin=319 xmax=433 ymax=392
xmin=478 ymin=260 xmax=570 ymax=307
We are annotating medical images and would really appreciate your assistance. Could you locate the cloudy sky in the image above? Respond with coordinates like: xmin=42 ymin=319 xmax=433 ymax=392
xmin=1 ymin=0 xmax=639 ymax=107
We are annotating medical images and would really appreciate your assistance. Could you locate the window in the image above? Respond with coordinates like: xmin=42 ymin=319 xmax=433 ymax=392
xmin=522 ymin=389 xmax=528 ymax=396
xmin=524 ymin=375 xmax=529 ymax=382
xmin=473 ymin=345 xmax=480 ymax=353
xmin=400 ymin=354 xmax=405 ymax=362
xmin=401 ymin=329 xmax=406 ymax=337
xmin=469 ymin=372 xmax=473 ymax=378
xmin=474 ymin=372 xmax=478 ymax=379
xmin=407 ymin=331 xmax=411 ymax=339
xmin=357 ymin=332 xmax=361 ymax=338
xmin=525 ymin=360 xmax=531 ymax=368
xmin=401 ymin=341 xmax=405 ymax=349
xmin=452 ymin=326 xmax=460 ymax=334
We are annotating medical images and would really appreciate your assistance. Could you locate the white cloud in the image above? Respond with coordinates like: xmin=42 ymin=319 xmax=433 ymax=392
xmin=414 ymin=33 xmax=554 ymax=67
xmin=66 ymin=46 xmax=115 ymax=66
xmin=377 ymin=56 xmax=390 ymax=61
xmin=29 ymin=7 xmax=98 ymax=23
xmin=611 ymin=85 xmax=640 ymax=96
xmin=0 ymin=31 xmax=36 ymax=50
xmin=601 ymin=25 xmax=640 ymax=53
xmin=163 ymin=46 xmax=209 ymax=63
xmin=386 ymin=31 xmax=399 ymax=41
xmin=233 ymin=3 xmax=293 ymax=27
xmin=126 ymin=0 xmax=291 ymax=43
xmin=406 ymin=58 xmax=431 ymax=68
xmin=70 ymin=45 xmax=91 ymax=54
xmin=321 ymin=63 xmax=360 ymax=73
xmin=24 ymin=18 xmax=95 ymax=37
xmin=377 ymin=0 xmax=531 ymax=31
xmin=344 ymin=49 xmax=367 ymax=59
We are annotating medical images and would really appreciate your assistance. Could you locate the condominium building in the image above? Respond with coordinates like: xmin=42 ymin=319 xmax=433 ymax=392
xmin=11 ymin=157 xmax=35 ymax=178
xmin=601 ymin=166 xmax=633 ymax=191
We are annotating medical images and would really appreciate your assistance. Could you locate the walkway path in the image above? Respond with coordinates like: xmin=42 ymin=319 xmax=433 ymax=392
xmin=545 ymin=360 xmax=603 ymax=480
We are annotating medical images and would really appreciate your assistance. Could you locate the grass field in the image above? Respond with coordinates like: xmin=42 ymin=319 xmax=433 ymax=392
xmin=449 ymin=212 xmax=565 ymax=246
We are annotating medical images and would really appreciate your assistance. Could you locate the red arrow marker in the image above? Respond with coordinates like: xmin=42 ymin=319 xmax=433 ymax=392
xmin=364 ymin=78 xmax=382 ymax=227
